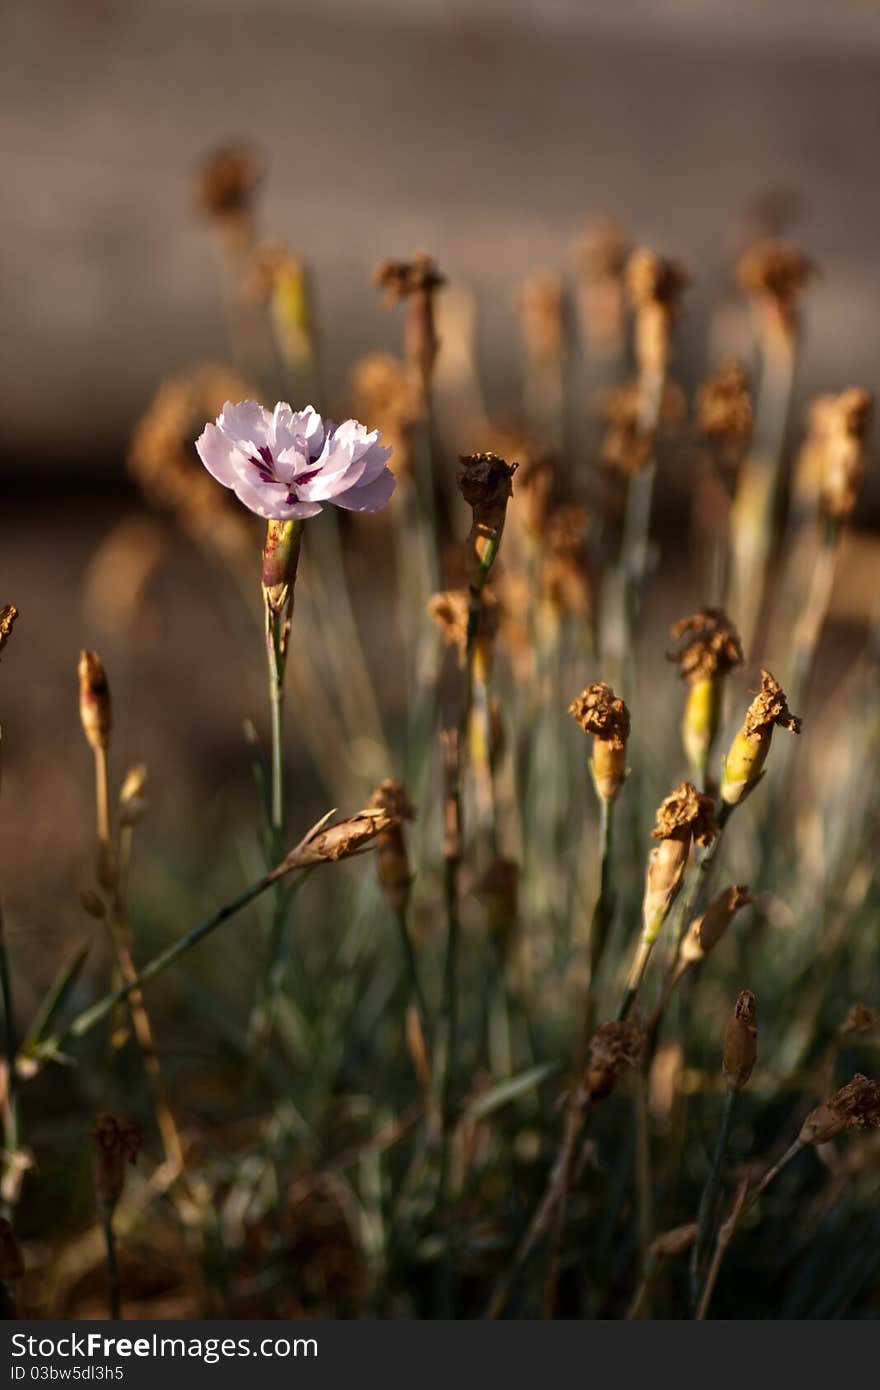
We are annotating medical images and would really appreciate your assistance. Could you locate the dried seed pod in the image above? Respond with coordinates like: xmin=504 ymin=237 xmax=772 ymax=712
xmin=274 ymin=805 xmax=398 ymax=876
xmin=77 ymin=651 xmax=112 ymax=752
xmin=586 ymin=1020 xmax=644 ymax=1101
xmin=92 ymin=1114 xmax=142 ymax=1216
xmin=457 ymin=453 xmax=518 ymax=588
xmin=679 ymin=885 xmax=753 ymax=966
xmin=723 ymin=990 xmax=758 ymax=1092
xmin=368 ymin=779 xmax=415 ymax=912
xmin=798 ymin=1074 xmax=880 ymax=1146
xmin=720 ymin=670 xmax=801 ymax=807
xmin=568 ymin=682 xmax=630 ymax=802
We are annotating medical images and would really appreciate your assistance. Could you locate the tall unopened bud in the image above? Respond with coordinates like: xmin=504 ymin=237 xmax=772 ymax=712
xmin=669 ymin=609 xmax=743 ymax=782
xmin=723 ymin=990 xmax=757 ymax=1092
xmin=92 ymin=1113 xmax=142 ymax=1217
xmin=720 ymin=669 xmax=801 ymax=807
xmin=368 ymin=780 xmax=415 ymax=912
xmin=78 ymin=651 xmax=112 ymax=751
xmin=118 ymin=764 xmax=149 ymax=827
xmin=568 ymin=681 xmax=630 ymax=803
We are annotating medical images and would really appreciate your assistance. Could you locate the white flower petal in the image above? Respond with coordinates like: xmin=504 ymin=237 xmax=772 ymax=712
xmin=331 ymin=467 xmax=396 ymax=513
xmin=196 ymin=423 xmax=239 ymax=487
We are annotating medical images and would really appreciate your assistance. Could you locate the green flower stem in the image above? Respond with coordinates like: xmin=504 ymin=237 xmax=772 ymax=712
xmin=27 ymin=868 xmax=308 ymax=1066
xmin=690 ymin=1086 xmax=736 ymax=1311
xmin=100 ymin=1207 xmax=121 ymax=1321
xmin=395 ymin=905 xmax=432 ymax=1050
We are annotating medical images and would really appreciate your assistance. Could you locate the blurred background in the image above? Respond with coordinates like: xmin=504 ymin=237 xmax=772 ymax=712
xmin=2 ymin=0 xmax=880 ymax=1316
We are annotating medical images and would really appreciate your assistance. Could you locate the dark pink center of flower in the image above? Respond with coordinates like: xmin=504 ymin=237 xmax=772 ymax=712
xmin=248 ymin=435 xmax=324 ymax=505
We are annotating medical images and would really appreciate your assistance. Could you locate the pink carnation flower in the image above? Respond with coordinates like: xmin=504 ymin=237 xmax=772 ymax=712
xmin=196 ymin=401 xmax=395 ymax=520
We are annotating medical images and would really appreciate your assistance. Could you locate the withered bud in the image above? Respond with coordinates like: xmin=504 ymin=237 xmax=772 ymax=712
xmin=649 ymin=1223 xmax=697 ymax=1260
xmin=476 ymin=857 xmax=519 ymax=948
xmin=586 ymin=1020 xmax=644 ymax=1101
xmin=721 ymin=669 xmax=801 ymax=807
xmin=736 ymin=241 xmax=816 ymax=334
xmin=0 ymin=1218 xmax=24 ymax=1281
xmin=652 ymin=781 xmax=717 ymax=848
xmin=696 ymin=362 xmax=753 ymax=447
xmin=457 ymin=453 xmax=518 ymax=587
xmin=0 ymin=606 xmax=18 ymax=659
xmin=92 ymin=1113 xmax=142 ymax=1215
xmin=118 ymin=764 xmax=149 ymax=827
xmin=78 ymin=651 xmax=112 ymax=752
xmin=680 ymin=885 xmax=753 ymax=966
xmin=374 ymin=254 xmax=446 ymax=403
xmin=195 ymin=143 xmax=262 ymax=221
xmin=627 ymin=249 xmax=690 ymax=379
xmin=368 ymin=779 xmax=415 ymax=913
xmin=246 ymin=241 xmax=306 ymax=303
xmin=669 ymin=608 xmax=744 ymax=683
xmin=742 ymin=670 xmax=801 ymax=740
xmin=273 ymin=806 xmax=397 ymax=877
xmin=723 ymin=990 xmax=758 ymax=1092
xmin=519 ymin=272 xmax=566 ymax=363
xmin=569 ymin=682 xmax=630 ymax=802
xmin=798 ymin=1074 xmax=880 ymax=1146
xmin=820 ymin=387 xmax=873 ymax=524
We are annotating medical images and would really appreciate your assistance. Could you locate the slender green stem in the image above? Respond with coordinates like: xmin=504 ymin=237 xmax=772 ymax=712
xmin=101 ymin=1207 xmax=121 ymax=1320
xmin=29 ymin=869 xmax=306 ymax=1064
xmin=395 ymin=906 xmax=431 ymax=1049
xmin=691 ymin=1087 xmax=736 ymax=1311
xmin=436 ymin=849 xmax=461 ymax=1317
xmin=266 ymin=604 xmax=287 ymax=840
xmin=589 ymin=796 xmax=614 ymax=986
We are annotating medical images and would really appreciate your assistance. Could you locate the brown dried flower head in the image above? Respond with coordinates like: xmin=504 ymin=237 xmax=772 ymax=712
xmin=680 ymin=884 xmax=753 ymax=965
xmin=626 ymin=249 xmax=690 ymax=311
xmin=586 ymin=1020 xmax=644 ymax=1101
xmin=78 ymin=650 xmax=112 ymax=752
xmin=275 ymin=806 xmax=398 ymax=877
xmin=568 ymin=683 xmax=630 ymax=749
xmin=737 ymin=241 xmax=815 ymax=311
xmin=195 ymin=143 xmax=262 ymax=221
xmin=652 ymin=781 xmax=717 ymax=848
xmin=723 ymin=989 xmax=758 ymax=1092
xmin=696 ymin=362 xmax=753 ymax=447
xmin=374 ymin=253 xmax=446 ymax=304
xmin=742 ymin=670 xmax=801 ymax=741
xmin=0 ymin=606 xmax=18 ymax=659
xmin=820 ymin=387 xmax=873 ymax=524
xmin=669 ymin=608 xmax=744 ymax=684
xmin=0 ymin=1218 xmax=24 ymax=1281
xmin=368 ymin=779 xmax=415 ymax=912
xmin=597 ymin=379 xmax=686 ymax=476
xmin=798 ymin=1074 xmax=880 ymax=1146
xmin=92 ymin=1113 xmax=142 ymax=1214
xmin=457 ymin=453 xmax=518 ymax=523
